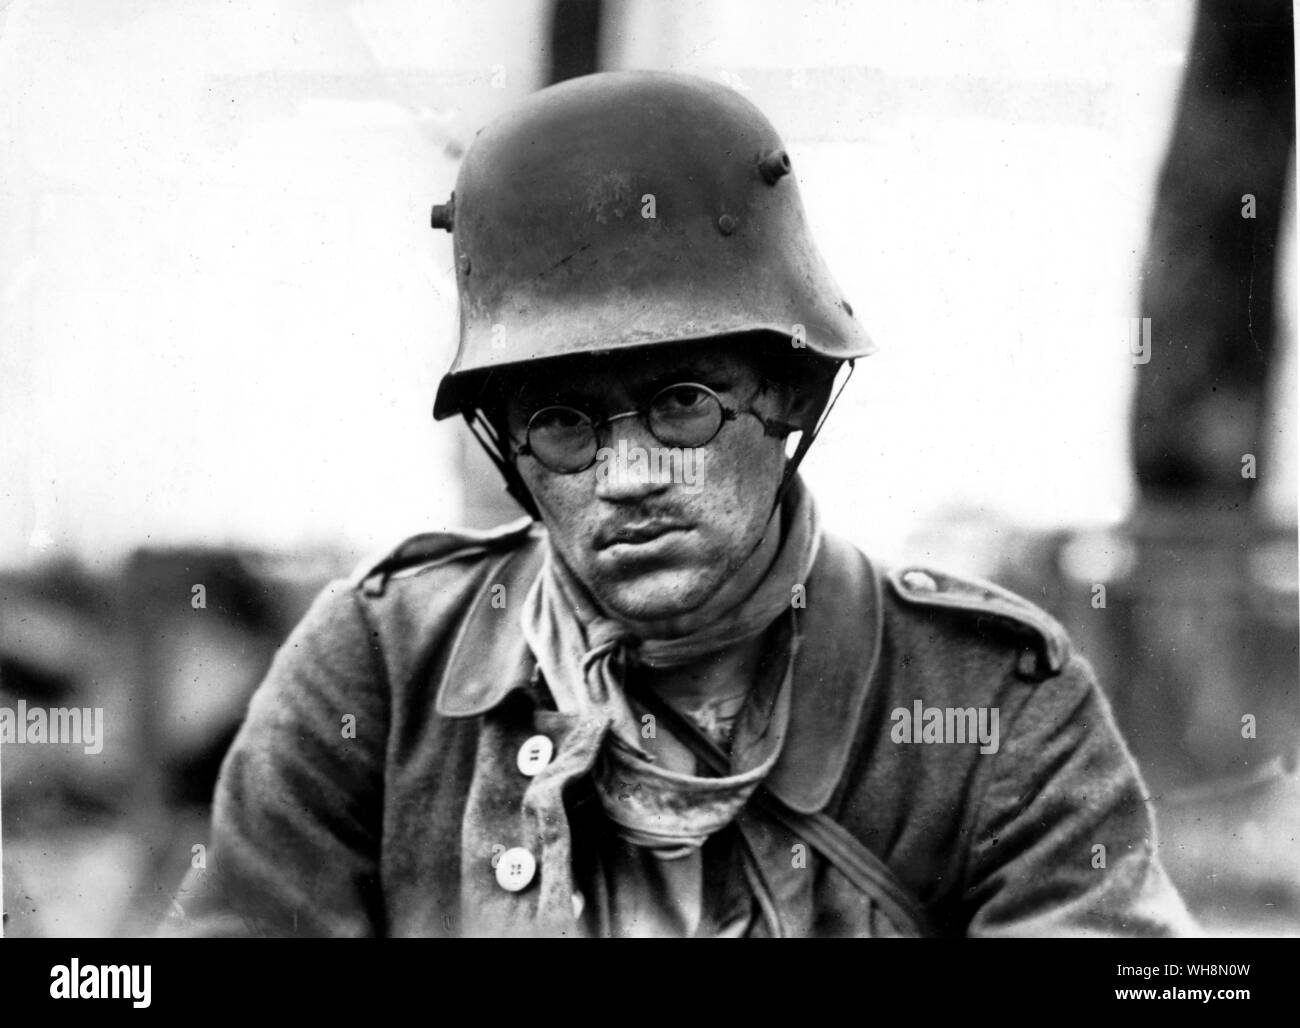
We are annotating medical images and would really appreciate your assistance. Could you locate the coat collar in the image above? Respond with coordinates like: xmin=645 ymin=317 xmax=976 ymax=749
xmin=435 ymin=529 xmax=882 ymax=815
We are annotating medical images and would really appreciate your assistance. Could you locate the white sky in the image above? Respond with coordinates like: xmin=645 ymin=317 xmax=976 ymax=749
xmin=0 ymin=0 xmax=1293 ymax=570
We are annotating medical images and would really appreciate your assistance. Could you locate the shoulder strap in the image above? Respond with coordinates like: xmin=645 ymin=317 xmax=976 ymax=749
xmin=633 ymin=684 xmax=932 ymax=937
xmin=352 ymin=516 xmax=537 ymax=596
xmin=884 ymin=564 xmax=1070 ymax=678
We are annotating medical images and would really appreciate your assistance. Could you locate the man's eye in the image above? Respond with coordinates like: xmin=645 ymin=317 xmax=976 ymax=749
xmin=655 ymin=384 xmax=711 ymax=412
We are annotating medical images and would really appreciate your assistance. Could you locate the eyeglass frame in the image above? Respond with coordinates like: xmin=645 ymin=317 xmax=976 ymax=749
xmin=509 ymin=381 xmax=802 ymax=474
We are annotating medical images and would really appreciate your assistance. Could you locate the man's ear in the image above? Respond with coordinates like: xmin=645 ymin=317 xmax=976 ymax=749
xmin=473 ymin=373 xmax=522 ymax=455
xmin=783 ymin=358 xmax=839 ymax=430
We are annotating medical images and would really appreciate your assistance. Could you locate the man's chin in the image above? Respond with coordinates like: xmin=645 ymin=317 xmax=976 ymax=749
xmin=587 ymin=568 xmax=715 ymax=626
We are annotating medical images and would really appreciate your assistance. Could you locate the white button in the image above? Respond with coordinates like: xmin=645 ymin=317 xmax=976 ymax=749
xmin=516 ymin=735 xmax=554 ymax=776
xmin=495 ymin=847 xmax=537 ymax=892
xmin=901 ymin=569 xmax=938 ymax=593
xmin=571 ymin=891 xmax=585 ymax=919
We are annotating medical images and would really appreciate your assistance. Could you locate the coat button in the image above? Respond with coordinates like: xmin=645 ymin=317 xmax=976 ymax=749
xmin=495 ymin=847 xmax=537 ymax=892
xmin=516 ymin=735 xmax=554 ymax=776
xmin=901 ymin=569 xmax=938 ymax=594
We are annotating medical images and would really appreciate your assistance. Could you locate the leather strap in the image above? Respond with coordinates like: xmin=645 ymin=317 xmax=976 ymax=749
xmin=633 ymin=680 xmax=932 ymax=937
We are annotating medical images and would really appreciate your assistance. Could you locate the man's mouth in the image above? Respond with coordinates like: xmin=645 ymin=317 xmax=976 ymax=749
xmin=595 ymin=520 xmax=692 ymax=549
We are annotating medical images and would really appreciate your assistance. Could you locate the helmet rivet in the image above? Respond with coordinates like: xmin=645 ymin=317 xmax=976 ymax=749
xmin=717 ymin=213 xmax=738 ymax=236
xmin=758 ymin=149 xmax=791 ymax=185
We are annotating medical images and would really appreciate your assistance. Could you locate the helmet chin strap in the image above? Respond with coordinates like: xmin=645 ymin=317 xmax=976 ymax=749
xmin=464 ymin=409 xmax=542 ymax=520
xmin=736 ymin=357 xmax=856 ymax=570
xmin=771 ymin=358 xmax=855 ymax=516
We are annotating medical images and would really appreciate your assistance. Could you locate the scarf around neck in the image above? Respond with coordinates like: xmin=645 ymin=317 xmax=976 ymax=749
xmin=520 ymin=476 xmax=821 ymax=857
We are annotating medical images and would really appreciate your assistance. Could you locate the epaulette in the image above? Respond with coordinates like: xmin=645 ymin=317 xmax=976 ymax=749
xmin=884 ymin=565 xmax=1070 ymax=680
xmin=352 ymin=516 xmax=538 ymax=597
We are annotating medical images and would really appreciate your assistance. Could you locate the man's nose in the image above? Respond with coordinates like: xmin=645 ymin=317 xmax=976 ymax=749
xmin=592 ymin=417 xmax=674 ymax=502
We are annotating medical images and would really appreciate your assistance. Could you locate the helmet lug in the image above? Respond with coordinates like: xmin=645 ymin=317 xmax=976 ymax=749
xmin=430 ymin=194 xmax=455 ymax=232
xmin=757 ymin=148 xmax=791 ymax=185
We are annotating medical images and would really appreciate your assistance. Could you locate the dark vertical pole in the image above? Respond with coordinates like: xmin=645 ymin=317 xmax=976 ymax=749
xmin=1123 ymin=0 xmax=1297 ymax=784
xmin=547 ymin=0 xmax=605 ymax=85
xmin=458 ymin=0 xmax=606 ymax=528
xmin=1132 ymin=0 xmax=1294 ymax=501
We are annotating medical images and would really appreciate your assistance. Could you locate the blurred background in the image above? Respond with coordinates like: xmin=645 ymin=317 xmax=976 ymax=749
xmin=0 ymin=0 xmax=1295 ymax=936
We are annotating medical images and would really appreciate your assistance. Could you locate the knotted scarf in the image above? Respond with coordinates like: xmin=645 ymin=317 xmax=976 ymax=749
xmin=520 ymin=476 xmax=821 ymax=858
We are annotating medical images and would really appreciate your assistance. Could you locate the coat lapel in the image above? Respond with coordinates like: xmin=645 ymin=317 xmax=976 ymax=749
xmin=435 ymin=541 xmax=545 ymax=716
xmin=764 ymin=532 xmax=883 ymax=813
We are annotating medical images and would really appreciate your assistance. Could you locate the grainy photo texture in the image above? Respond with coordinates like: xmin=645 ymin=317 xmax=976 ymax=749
xmin=0 ymin=0 xmax=1296 ymax=940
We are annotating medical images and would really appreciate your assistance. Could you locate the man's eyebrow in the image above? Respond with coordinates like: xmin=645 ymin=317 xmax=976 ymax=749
xmin=641 ymin=361 xmax=742 ymax=389
xmin=513 ymin=381 xmax=596 ymax=406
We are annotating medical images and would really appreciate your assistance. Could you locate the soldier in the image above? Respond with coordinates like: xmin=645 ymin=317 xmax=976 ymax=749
xmin=168 ymin=70 xmax=1195 ymax=937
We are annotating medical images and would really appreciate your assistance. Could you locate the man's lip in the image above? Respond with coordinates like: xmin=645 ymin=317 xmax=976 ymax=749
xmin=596 ymin=522 xmax=691 ymax=549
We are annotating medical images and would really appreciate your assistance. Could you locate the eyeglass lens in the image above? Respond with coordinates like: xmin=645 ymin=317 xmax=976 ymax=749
xmin=525 ymin=383 xmax=725 ymax=472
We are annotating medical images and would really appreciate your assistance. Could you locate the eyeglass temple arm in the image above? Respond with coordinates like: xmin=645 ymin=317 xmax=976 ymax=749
xmin=747 ymin=411 xmax=803 ymax=438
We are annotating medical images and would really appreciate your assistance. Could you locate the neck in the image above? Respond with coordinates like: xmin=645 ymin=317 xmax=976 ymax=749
xmin=620 ymin=508 xmax=784 ymax=704
xmin=630 ymin=631 xmax=770 ymax=707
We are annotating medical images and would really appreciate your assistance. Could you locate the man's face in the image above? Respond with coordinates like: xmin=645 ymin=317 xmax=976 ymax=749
xmin=503 ymin=343 xmax=804 ymax=628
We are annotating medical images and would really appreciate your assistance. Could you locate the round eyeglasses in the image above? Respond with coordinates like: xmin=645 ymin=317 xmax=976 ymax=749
xmin=513 ymin=382 xmax=798 ymax=474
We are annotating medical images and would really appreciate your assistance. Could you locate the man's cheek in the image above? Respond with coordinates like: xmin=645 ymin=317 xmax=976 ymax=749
xmin=527 ymin=475 xmax=587 ymax=528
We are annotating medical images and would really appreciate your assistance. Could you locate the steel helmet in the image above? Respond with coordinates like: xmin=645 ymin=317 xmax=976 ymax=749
xmin=430 ymin=69 xmax=874 ymax=420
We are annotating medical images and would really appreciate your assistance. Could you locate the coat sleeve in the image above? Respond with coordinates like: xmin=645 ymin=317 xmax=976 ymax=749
xmin=960 ymin=652 xmax=1198 ymax=937
xmin=161 ymin=580 xmax=390 ymax=937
